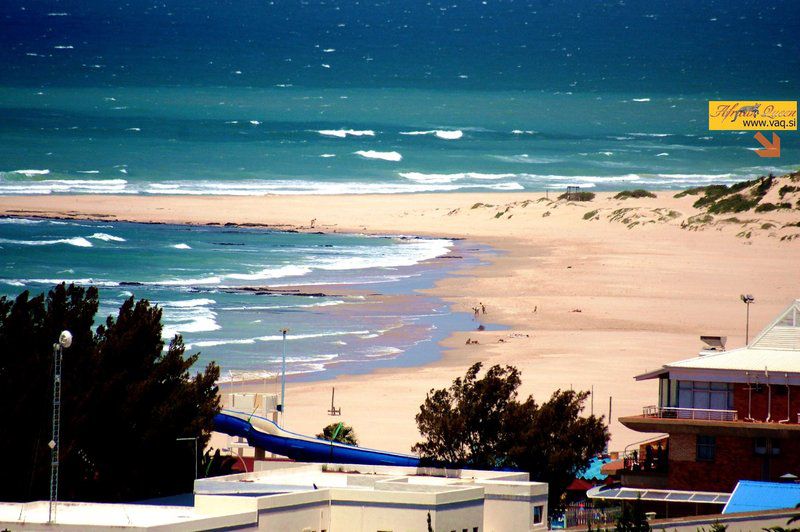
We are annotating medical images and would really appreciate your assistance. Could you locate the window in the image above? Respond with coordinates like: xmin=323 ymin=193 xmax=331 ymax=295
xmin=533 ymin=505 xmax=544 ymax=524
xmin=755 ymin=438 xmax=781 ymax=456
xmin=697 ymin=435 xmax=716 ymax=461
xmin=677 ymin=381 xmax=733 ymax=411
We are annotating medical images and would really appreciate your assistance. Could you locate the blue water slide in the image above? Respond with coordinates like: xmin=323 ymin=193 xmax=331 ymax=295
xmin=213 ymin=409 xmax=421 ymax=467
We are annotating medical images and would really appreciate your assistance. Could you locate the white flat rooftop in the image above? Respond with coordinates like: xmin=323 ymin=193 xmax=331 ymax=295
xmin=0 ymin=501 xmax=200 ymax=528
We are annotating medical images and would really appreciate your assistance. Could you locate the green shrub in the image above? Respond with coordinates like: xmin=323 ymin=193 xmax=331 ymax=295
xmin=583 ymin=209 xmax=599 ymax=220
xmin=707 ymin=194 xmax=759 ymax=214
xmin=558 ymin=191 xmax=595 ymax=202
xmin=779 ymin=185 xmax=798 ymax=198
xmin=614 ymin=189 xmax=656 ymax=199
xmin=755 ymin=202 xmax=793 ymax=213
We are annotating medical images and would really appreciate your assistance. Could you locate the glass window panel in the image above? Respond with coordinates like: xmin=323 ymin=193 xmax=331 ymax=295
xmin=694 ymin=391 xmax=710 ymax=409
xmin=678 ymin=381 xmax=691 ymax=390
xmin=709 ymin=392 xmax=727 ymax=410
xmin=678 ymin=389 xmax=692 ymax=408
xmin=710 ymin=382 xmax=728 ymax=391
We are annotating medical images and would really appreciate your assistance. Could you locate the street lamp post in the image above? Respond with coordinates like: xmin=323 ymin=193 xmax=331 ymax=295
xmin=280 ymin=328 xmax=288 ymax=426
xmin=741 ymin=294 xmax=755 ymax=345
xmin=49 ymin=330 xmax=72 ymax=525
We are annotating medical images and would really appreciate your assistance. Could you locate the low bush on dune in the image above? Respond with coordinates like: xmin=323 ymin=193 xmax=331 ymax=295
xmin=755 ymin=202 xmax=793 ymax=213
xmin=558 ymin=191 xmax=595 ymax=202
xmin=614 ymin=189 xmax=656 ymax=199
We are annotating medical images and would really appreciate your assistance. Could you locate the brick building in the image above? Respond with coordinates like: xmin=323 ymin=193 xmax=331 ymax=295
xmin=617 ymin=299 xmax=800 ymax=496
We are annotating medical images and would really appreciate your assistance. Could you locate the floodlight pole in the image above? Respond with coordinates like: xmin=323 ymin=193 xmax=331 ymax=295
xmin=280 ymin=328 xmax=288 ymax=426
xmin=741 ymin=295 xmax=755 ymax=345
xmin=49 ymin=330 xmax=72 ymax=524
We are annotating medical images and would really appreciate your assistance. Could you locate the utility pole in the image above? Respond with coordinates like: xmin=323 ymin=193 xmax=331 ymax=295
xmin=280 ymin=328 xmax=288 ymax=426
xmin=741 ymin=294 xmax=755 ymax=345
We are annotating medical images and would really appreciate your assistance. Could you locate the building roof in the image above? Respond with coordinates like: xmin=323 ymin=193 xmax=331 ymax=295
xmin=723 ymin=480 xmax=800 ymax=514
xmin=576 ymin=457 xmax=612 ymax=481
xmin=636 ymin=299 xmax=800 ymax=383
xmin=587 ymin=485 xmax=729 ymax=505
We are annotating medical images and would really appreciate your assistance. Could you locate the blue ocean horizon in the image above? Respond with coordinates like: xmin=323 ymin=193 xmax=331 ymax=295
xmin=0 ymin=0 xmax=797 ymax=196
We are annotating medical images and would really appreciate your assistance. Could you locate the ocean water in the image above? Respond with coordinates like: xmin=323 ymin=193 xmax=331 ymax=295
xmin=0 ymin=0 xmax=797 ymax=195
xmin=0 ymin=218 xmax=481 ymax=378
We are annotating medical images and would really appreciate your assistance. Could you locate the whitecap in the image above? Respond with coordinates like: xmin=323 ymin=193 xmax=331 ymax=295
xmin=319 ymin=153 xmax=336 ymax=158
xmin=225 ymin=264 xmax=312 ymax=281
xmin=322 ymin=48 xmax=336 ymax=53
xmin=145 ymin=276 xmax=221 ymax=287
xmin=655 ymin=152 xmax=669 ymax=157
xmin=47 ymin=12 xmax=69 ymax=16
xmin=160 ymin=298 xmax=216 ymax=308
xmin=321 ymin=64 xmax=331 ymax=69
xmin=89 ymin=232 xmax=125 ymax=242
xmin=53 ymin=45 xmax=74 ymax=50
xmin=399 ymin=172 xmax=515 ymax=184
xmin=511 ymin=130 xmax=536 ymax=135
xmin=632 ymin=98 xmax=651 ymax=102
xmin=126 ymin=127 xmax=141 ymax=132
xmin=249 ymin=120 xmax=261 ymax=126
xmin=78 ymin=170 xmax=100 ymax=174
xmin=318 ymin=129 xmax=375 ymax=138
xmin=172 ymin=243 xmax=191 ymax=250
xmin=12 ymin=169 xmax=50 ymax=176
xmin=354 ymin=150 xmax=402 ymax=162
xmin=0 ymin=237 xmax=92 ymax=248
xmin=491 ymin=154 xmax=561 ymax=164
xmin=400 ymin=130 xmax=463 ymax=140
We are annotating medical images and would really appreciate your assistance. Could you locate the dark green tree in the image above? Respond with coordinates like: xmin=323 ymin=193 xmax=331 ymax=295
xmin=615 ymin=497 xmax=650 ymax=532
xmin=317 ymin=422 xmax=358 ymax=445
xmin=0 ymin=283 xmax=220 ymax=503
xmin=413 ymin=362 xmax=609 ymax=513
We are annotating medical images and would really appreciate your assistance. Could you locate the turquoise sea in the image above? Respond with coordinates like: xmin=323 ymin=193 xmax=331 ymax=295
xmin=0 ymin=0 xmax=797 ymax=195
xmin=0 ymin=0 xmax=797 ymax=376
xmin=0 ymin=217 xmax=483 ymax=378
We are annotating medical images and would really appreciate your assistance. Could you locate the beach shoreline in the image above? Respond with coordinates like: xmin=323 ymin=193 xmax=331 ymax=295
xmin=2 ymin=191 xmax=799 ymax=454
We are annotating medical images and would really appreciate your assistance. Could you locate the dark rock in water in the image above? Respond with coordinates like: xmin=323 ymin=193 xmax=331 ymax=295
xmin=213 ymin=242 xmax=245 ymax=246
xmin=119 ymin=281 xmax=143 ymax=286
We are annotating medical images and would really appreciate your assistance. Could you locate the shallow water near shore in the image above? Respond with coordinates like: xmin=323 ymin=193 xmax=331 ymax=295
xmin=0 ymin=218 xmax=495 ymax=379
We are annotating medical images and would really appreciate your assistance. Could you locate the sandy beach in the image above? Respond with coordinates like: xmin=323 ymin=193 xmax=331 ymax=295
xmin=2 ymin=190 xmax=799 ymax=453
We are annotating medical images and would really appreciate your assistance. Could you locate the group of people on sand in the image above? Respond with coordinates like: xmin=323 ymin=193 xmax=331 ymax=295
xmin=472 ymin=302 xmax=486 ymax=318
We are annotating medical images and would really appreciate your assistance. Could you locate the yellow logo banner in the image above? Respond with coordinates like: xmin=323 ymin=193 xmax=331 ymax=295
xmin=708 ymin=101 xmax=797 ymax=131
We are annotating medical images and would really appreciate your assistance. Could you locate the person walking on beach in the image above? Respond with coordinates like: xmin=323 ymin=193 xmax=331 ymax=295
xmin=480 ymin=303 xmax=486 ymax=315
xmin=473 ymin=306 xmax=479 ymax=319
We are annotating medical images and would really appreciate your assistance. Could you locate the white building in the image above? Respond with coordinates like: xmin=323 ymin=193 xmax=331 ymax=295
xmin=1 ymin=461 xmax=548 ymax=531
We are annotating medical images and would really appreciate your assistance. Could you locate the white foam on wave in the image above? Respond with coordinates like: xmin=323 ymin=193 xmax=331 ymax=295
xmin=226 ymin=264 xmax=312 ymax=281
xmin=491 ymin=154 xmax=561 ymax=164
xmin=0 ymin=236 xmax=93 ymax=248
xmin=218 ymin=300 xmax=345 ymax=311
xmin=89 ymin=232 xmax=125 ymax=242
xmin=161 ymin=298 xmax=216 ymax=308
xmin=53 ymin=45 xmax=74 ymax=50
xmin=628 ymin=132 xmax=673 ymax=137
xmin=354 ymin=150 xmax=402 ymax=162
xmin=319 ymin=153 xmax=336 ymax=158
xmin=632 ymin=98 xmax=651 ymax=102
xmin=656 ymin=152 xmax=669 ymax=157
xmin=11 ymin=169 xmax=50 ymax=176
xmin=146 ymin=276 xmax=222 ymax=287
xmin=160 ymin=298 xmax=220 ymax=338
xmin=78 ymin=170 xmax=99 ymax=174
xmin=141 ymin=179 xmax=523 ymax=196
xmin=511 ymin=130 xmax=536 ymax=135
xmin=172 ymin=243 xmax=191 ymax=250
xmin=318 ymin=129 xmax=375 ymax=138
xmin=249 ymin=120 xmax=261 ymax=126
xmin=0 ymin=218 xmax=43 ymax=225
xmin=0 ymin=177 xmax=129 ymax=195
xmin=316 ymin=237 xmax=452 ymax=272
xmin=399 ymin=172 xmax=515 ymax=184
xmin=400 ymin=130 xmax=463 ymax=140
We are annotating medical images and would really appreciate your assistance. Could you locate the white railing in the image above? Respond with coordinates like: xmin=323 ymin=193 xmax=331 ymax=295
xmin=642 ymin=405 xmax=738 ymax=422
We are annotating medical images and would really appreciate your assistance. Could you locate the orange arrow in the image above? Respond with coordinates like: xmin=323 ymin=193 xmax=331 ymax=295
xmin=754 ymin=132 xmax=780 ymax=158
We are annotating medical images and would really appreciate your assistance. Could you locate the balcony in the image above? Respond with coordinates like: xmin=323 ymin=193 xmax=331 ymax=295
xmin=620 ymin=405 xmax=800 ymax=437
xmin=642 ymin=406 xmax=738 ymax=422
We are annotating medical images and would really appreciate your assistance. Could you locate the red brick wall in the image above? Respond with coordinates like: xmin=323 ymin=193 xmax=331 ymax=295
xmin=667 ymin=434 xmax=800 ymax=492
xmin=733 ymin=383 xmax=800 ymax=423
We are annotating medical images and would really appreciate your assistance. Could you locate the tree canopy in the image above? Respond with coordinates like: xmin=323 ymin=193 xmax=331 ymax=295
xmin=413 ymin=362 xmax=609 ymax=512
xmin=317 ymin=422 xmax=358 ymax=445
xmin=0 ymin=283 xmax=220 ymax=503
